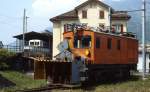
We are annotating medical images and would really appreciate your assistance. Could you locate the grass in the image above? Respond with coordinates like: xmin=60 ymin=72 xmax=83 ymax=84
xmin=92 ymin=78 xmax=150 ymax=92
xmin=0 ymin=71 xmax=46 ymax=92
xmin=52 ymin=76 xmax=150 ymax=92
xmin=1 ymin=71 xmax=150 ymax=92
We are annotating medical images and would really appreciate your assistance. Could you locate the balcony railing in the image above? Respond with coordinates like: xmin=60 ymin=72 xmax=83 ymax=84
xmin=3 ymin=45 xmax=52 ymax=59
xmin=64 ymin=23 xmax=136 ymax=38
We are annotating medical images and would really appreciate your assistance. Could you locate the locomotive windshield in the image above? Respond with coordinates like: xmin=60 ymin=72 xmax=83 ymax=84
xmin=74 ymin=35 xmax=91 ymax=48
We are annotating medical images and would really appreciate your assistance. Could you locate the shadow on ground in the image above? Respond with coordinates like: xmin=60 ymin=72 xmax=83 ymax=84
xmin=0 ymin=74 xmax=16 ymax=88
xmin=79 ymin=75 xmax=140 ymax=91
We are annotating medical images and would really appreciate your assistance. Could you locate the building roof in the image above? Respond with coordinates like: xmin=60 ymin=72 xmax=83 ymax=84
xmin=111 ymin=11 xmax=131 ymax=20
xmin=75 ymin=0 xmax=111 ymax=10
xmin=50 ymin=10 xmax=78 ymax=22
xmin=13 ymin=31 xmax=52 ymax=41
xmin=50 ymin=0 xmax=131 ymax=22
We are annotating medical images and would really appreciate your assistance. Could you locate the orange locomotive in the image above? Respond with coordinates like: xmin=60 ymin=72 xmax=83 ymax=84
xmin=46 ymin=24 xmax=138 ymax=85
xmin=62 ymin=27 xmax=138 ymax=81
xmin=64 ymin=29 xmax=138 ymax=65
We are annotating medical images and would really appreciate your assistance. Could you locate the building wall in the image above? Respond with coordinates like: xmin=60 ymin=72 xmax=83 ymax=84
xmin=112 ymin=20 xmax=127 ymax=32
xmin=53 ymin=22 xmax=61 ymax=58
xmin=52 ymin=2 xmax=129 ymax=58
xmin=77 ymin=2 xmax=110 ymax=27
xmin=53 ymin=20 xmax=79 ymax=58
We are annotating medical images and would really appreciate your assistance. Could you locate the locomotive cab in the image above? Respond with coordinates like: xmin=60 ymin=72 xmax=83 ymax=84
xmin=63 ymin=29 xmax=94 ymax=63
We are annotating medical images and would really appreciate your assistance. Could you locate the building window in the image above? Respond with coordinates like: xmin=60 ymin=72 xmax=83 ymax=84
xmin=35 ymin=42 xmax=39 ymax=46
xmin=64 ymin=24 xmax=68 ymax=32
xmin=96 ymin=37 xmax=100 ymax=48
xmin=64 ymin=24 xmax=72 ymax=32
xmin=107 ymin=38 xmax=112 ymax=50
xmin=117 ymin=40 xmax=121 ymax=50
xmin=99 ymin=10 xmax=105 ymax=19
xmin=112 ymin=24 xmax=124 ymax=33
xmin=30 ymin=42 xmax=34 ymax=46
xmin=82 ymin=10 xmax=87 ymax=19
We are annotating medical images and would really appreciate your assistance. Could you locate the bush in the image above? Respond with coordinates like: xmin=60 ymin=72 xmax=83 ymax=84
xmin=0 ymin=49 xmax=15 ymax=70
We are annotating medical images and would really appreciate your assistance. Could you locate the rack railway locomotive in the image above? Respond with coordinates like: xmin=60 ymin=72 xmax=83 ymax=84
xmin=44 ymin=24 xmax=138 ymax=85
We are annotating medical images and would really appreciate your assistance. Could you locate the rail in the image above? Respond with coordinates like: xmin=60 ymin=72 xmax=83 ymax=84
xmin=16 ymin=85 xmax=62 ymax=92
xmin=16 ymin=84 xmax=80 ymax=92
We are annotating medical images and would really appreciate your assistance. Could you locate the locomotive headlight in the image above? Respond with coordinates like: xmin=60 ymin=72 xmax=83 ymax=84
xmin=85 ymin=49 xmax=90 ymax=56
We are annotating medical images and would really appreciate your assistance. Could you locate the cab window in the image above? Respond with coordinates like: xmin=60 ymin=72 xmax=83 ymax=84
xmin=96 ymin=37 xmax=100 ymax=48
xmin=74 ymin=36 xmax=91 ymax=48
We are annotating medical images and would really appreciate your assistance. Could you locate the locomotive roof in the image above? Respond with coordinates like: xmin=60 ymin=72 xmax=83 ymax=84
xmin=94 ymin=31 xmax=137 ymax=40
xmin=65 ymin=30 xmax=137 ymax=40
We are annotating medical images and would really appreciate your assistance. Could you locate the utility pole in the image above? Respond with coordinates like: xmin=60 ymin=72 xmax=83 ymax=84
xmin=22 ymin=9 xmax=26 ymax=52
xmin=25 ymin=16 xmax=29 ymax=33
xmin=142 ymin=0 xmax=146 ymax=80
xmin=109 ymin=7 xmax=111 ymax=32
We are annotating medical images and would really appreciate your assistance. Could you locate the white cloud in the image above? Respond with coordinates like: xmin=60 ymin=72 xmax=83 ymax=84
xmin=31 ymin=0 xmax=108 ymax=17
xmin=32 ymin=0 xmax=89 ymax=17
xmin=30 ymin=0 xmax=89 ymax=31
xmin=30 ymin=0 xmax=119 ymax=32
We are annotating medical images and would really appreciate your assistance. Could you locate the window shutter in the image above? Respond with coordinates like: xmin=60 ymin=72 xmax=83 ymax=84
xmin=96 ymin=37 xmax=100 ymax=48
xmin=82 ymin=10 xmax=87 ymax=19
xmin=100 ymin=11 xmax=104 ymax=19
xmin=112 ymin=25 xmax=116 ymax=32
xmin=121 ymin=24 xmax=123 ymax=33
xmin=117 ymin=40 xmax=121 ymax=50
xmin=107 ymin=38 xmax=112 ymax=50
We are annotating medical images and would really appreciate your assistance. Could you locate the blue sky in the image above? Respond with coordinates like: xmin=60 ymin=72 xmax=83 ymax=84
xmin=0 ymin=0 xmax=87 ymax=44
xmin=0 ymin=0 xmax=32 ymax=44
xmin=0 ymin=0 xmax=148 ymax=44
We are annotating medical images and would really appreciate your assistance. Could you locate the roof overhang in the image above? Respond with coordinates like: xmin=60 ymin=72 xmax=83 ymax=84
xmin=13 ymin=31 xmax=52 ymax=41
xmin=50 ymin=0 xmax=130 ymax=22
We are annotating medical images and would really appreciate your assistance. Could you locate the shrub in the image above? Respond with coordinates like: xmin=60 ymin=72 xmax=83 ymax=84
xmin=0 ymin=49 xmax=15 ymax=70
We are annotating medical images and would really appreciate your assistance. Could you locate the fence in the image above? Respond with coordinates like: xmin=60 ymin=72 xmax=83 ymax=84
xmin=3 ymin=45 xmax=22 ymax=53
xmin=3 ymin=45 xmax=52 ymax=59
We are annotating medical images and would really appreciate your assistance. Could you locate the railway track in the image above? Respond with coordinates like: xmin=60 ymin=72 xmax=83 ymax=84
xmin=16 ymin=84 xmax=80 ymax=92
xmin=16 ymin=85 xmax=64 ymax=92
